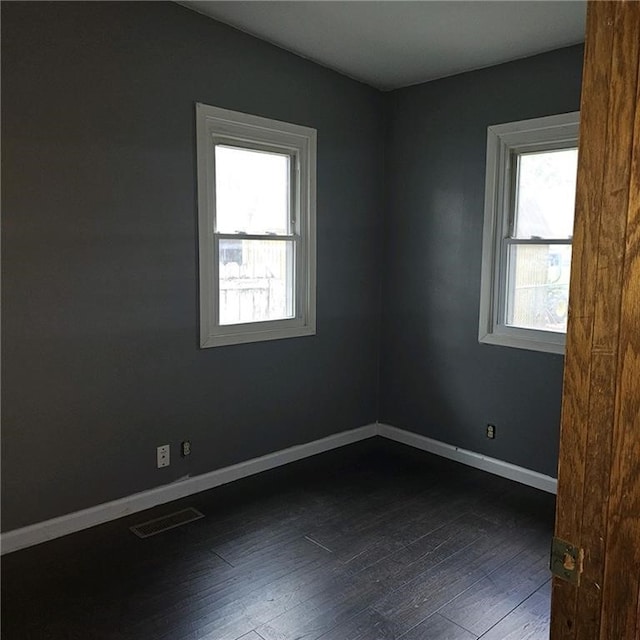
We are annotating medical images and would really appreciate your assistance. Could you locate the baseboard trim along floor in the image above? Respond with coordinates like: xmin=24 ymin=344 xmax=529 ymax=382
xmin=378 ymin=423 xmax=558 ymax=495
xmin=0 ymin=422 xmax=557 ymax=554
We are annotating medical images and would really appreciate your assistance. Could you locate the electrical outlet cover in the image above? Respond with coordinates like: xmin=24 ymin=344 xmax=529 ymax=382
xmin=157 ymin=445 xmax=170 ymax=468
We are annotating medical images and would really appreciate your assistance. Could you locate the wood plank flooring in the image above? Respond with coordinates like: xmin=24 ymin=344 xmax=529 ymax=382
xmin=1 ymin=438 xmax=554 ymax=639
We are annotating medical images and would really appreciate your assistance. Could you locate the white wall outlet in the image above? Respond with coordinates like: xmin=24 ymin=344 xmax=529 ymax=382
xmin=157 ymin=444 xmax=170 ymax=468
xmin=181 ymin=440 xmax=191 ymax=457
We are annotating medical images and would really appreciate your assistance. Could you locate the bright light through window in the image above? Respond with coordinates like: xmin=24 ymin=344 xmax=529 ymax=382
xmin=219 ymin=238 xmax=294 ymax=325
xmin=514 ymin=149 xmax=578 ymax=239
xmin=506 ymin=243 xmax=572 ymax=333
xmin=215 ymin=146 xmax=290 ymax=235
xmin=215 ymin=145 xmax=294 ymax=326
xmin=506 ymin=149 xmax=577 ymax=334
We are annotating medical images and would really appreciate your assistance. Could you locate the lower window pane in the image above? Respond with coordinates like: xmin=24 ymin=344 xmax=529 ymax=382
xmin=506 ymin=244 xmax=572 ymax=333
xmin=219 ymin=239 xmax=295 ymax=325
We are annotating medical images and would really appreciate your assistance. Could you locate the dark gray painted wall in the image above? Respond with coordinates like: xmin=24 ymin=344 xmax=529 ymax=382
xmin=379 ymin=45 xmax=584 ymax=477
xmin=1 ymin=2 xmax=384 ymax=531
xmin=2 ymin=2 xmax=584 ymax=532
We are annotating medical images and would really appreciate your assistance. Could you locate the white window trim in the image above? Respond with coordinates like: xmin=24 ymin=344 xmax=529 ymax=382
xmin=478 ymin=111 xmax=580 ymax=355
xmin=196 ymin=103 xmax=317 ymax=348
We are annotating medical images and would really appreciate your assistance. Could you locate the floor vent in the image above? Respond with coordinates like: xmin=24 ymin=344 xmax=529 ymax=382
xmin=129 ymin=507 xmax=204 ymax=539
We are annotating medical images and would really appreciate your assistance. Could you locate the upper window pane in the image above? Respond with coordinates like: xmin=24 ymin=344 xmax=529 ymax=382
xmin=513 ymin=148 xmax=578 ymax=239
xmin=215 ymin=145 xmax=290 ymax=235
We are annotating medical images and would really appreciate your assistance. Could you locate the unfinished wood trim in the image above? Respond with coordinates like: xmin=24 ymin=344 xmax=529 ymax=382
xmin=551 ymin=2 xmax=640 ymax=639
xmin=552 ymin=2 xmax=617 ymax=636
xmin=576 ymin=5 xmax=640 ymax=640
xmin=599 ymin=34 xmax=640 ymax=638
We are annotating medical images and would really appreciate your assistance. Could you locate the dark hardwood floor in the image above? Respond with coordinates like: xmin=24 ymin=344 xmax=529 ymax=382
xmin=1 ymin=438 xmax=555 ymax=639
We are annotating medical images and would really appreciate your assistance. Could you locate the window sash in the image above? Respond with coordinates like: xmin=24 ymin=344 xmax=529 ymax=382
xmin=509 ymin=148 xmax=577 ymax=241
xmin=211 ymin=142 xmax=301 ymax=326
xmin=212 ymin=139 xmax=298 ymax=237
xmin=213 ymin=236 xmax=301 ymax=327
xmin=213 ymin=237 xmax=305 ymax=336
xmin=211 ymin=143 xmax=305 ymax=326
xmin=499 ymin=144 xmax=576 ymax=330
xmin=498 ymin=239 xmax=572 ymax=332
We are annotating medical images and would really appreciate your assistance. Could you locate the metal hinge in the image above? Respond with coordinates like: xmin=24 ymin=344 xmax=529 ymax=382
xmin=550 ymin=536 xmax=584 ymax=585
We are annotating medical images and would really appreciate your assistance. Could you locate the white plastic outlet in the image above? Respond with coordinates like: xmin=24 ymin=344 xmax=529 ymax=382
xmin=157 ymin=444 xmax=170 ymax=468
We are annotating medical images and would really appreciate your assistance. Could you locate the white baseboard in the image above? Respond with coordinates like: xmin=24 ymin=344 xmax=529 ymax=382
xmin=378 ymin=423 xmax=557 ymax=495
xmin=0 ymin=423 xmax=377 ymax=555
xmin=1 ymin=421 xmax=556 ymax=555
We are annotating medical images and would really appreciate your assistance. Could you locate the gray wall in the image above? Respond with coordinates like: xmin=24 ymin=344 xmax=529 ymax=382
xmin=2 ymin=2 xmax=584 ymax=532
xmin=1 ymin=2 xmax=385 ymax=531
xmin=379 ymin=45 xmax=584 ymax=477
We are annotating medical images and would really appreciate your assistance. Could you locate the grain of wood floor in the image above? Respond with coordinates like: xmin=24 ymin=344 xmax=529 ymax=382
xmin=1 ymin=439 xmax=554 ymax=639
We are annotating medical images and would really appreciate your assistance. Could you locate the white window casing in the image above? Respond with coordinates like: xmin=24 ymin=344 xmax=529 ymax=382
xmin=196 ymin=103 xmax=317 ymax=348
xmin=478 ymin=111 xmax=580 ymax=355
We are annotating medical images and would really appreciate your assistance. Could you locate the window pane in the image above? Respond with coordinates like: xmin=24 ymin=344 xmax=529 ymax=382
xmin=215 ymin=145 xmax=290 ymax=235
xmin=506 ymin=244 xmax=571 ymax=333
xmin=219 ymin=239 xmax=294 ymax=325
xmin=514 ymin=148 xmax=578 ymax=239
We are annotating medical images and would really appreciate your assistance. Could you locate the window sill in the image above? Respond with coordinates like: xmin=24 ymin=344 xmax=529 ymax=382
xmin=479 ymin=331 xmax=565 ymax=355
xmin=201 ymin=324 xmax=316 ymax=348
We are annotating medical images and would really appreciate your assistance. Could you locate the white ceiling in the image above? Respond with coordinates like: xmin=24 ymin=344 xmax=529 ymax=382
xmin=180 ymin=1 xmax=587 ymax=91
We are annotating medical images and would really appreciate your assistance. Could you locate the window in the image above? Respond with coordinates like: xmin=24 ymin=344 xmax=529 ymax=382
xmin=196 ymin=104 xmax=317 ymax=348
xmin=479 ymin=112 xmax=579 ymax=354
